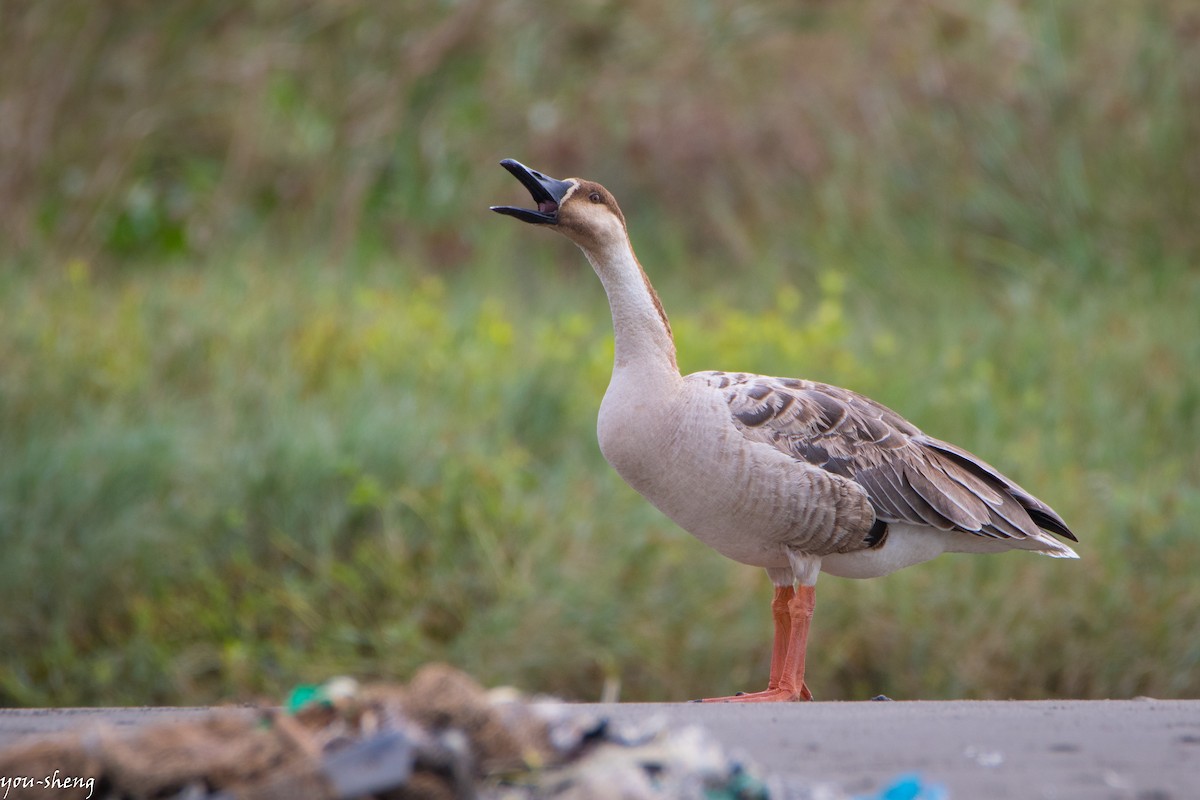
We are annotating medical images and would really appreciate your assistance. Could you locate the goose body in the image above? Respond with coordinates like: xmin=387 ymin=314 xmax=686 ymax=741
xmin=493 ymin=159 xmax=1078 ymax=701
xmin=601 ymin=370 xmax=1076 ymax=582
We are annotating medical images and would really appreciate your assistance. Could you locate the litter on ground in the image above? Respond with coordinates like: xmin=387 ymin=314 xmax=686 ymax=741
xmin=0 ymin=665 xmax=774 ymax=799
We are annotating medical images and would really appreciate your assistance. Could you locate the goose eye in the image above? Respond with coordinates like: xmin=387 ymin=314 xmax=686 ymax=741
xmin=589 ymin=192 xmax=602 ymax=203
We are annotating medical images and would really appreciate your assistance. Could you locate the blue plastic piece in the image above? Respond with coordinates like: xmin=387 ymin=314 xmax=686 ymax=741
xmin=856 ymin=773 xmax=948 ymax=800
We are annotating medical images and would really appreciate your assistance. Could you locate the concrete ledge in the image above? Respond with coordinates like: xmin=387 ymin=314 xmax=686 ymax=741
xmin=2 ymin=699 xmax=1197 ymax=798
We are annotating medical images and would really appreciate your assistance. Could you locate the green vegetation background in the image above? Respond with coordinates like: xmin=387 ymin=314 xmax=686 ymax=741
xmin=2 ymin=2 xmax=1198 ymax=706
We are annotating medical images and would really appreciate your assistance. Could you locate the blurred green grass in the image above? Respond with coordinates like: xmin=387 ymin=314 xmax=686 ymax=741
xmin=1 ymin=1 xmax=1198 ymax=704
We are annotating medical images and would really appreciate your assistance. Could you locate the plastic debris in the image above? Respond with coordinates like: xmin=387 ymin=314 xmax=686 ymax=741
xmin=961 ymin=745 xmax=1004 ymax=768
xmin=286 ymin=677 xmax=361 ymax=714
xmin=320 ymin=730 xmax=415 ymax=798
xmin=0 ymin=665 xmax=769 ymax=800
xmin=854 ymin=773 xmax=948 ymax=800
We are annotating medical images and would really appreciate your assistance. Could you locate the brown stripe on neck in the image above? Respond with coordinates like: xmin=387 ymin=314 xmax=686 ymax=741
xmin=634 ymin=255 xmax=677 ymax=367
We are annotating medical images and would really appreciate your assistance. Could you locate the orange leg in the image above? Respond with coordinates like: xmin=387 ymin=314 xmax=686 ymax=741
xmin=702 ymin=584 xmax=815 ymax=702
xmin=767 ymin=585 xmax=795 ymax=690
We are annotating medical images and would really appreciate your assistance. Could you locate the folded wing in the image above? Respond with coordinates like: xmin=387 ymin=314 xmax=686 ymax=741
xmin=693 ymin=371 xmax=1078 ymax=545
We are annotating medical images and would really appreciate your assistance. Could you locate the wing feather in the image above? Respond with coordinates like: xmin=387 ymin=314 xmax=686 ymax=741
xmin=691 ymin=371 xmax=1077 ymax=546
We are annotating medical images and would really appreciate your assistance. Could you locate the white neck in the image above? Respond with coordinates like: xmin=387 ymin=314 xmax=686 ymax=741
xmin=579 ymin=236 xmax=679 ymax=381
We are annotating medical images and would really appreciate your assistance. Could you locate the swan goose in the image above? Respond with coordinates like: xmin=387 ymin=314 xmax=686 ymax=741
xmin=491 ymin=159 xmax=1079 ymax=702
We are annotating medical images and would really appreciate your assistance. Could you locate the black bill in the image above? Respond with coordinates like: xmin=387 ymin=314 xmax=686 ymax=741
xmin=490 ymin=159 xmax=574 ymax=224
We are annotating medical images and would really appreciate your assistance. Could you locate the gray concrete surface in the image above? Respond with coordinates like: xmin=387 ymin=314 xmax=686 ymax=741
xmin=1 ymin=700 xmax=1197 ymax=798
xmin=590 ymin=700 xmax=1200 ymax=799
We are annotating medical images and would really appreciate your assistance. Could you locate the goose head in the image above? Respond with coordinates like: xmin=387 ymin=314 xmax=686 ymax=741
xmin=491 ymin=158 xmax=628 ymax=253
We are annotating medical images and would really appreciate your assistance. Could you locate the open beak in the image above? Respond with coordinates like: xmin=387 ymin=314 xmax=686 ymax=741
xmin=490 ymin=159 xmax=574 ymax=225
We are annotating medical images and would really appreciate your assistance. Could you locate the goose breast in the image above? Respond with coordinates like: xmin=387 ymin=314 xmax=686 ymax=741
xmin=597 ymin=370 xmax=877 ymax=569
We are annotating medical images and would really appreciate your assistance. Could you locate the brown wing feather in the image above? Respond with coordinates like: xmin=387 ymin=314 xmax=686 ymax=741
xmin=695 ymin=371 xmax=1077 ymax=545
